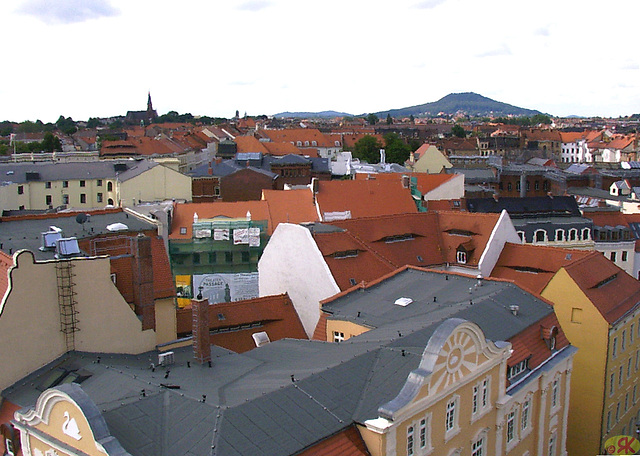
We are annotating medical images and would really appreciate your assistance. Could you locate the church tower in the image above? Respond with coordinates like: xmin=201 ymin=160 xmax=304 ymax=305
xmin=146 ymin=92 xmax=158 ymax=124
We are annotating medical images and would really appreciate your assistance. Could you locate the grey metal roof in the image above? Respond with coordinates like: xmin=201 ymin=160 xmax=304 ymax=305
xmin=3 ymin=269 xmax=558 ymax=456
xmin=0 ymin=160 xmax=144 ymax=185
xmin=0 ymin=210 xmax=157 ymax=260
xmin=467 ymin=195 xmax=582 ymax=217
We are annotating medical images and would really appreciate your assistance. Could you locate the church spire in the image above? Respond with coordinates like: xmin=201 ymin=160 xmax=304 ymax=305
xmin=147 ymin=91 xmax=153 ymax=112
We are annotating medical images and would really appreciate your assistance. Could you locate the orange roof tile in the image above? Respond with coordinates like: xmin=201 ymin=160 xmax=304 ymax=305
xmin=170 ymin=201 xmax=271 ymax=239
xmin=296 ymin=425 xmax=371 ymax=456
xmin=261 ymin=128 xmax=338 ymax=148
xmin=315 ymin=179 xmax=417 ymax=220
xmin=150 ymin=236 xmax=176 ymax=299
xmin=0 ymin=251 xmax=12 ymax=300
xmin=176 ymin=293 xmax=307 ymax=353
xmin=563 ymin=252 xmax=640 ymax=324
xmin=234 ymin=135 xmax=269 ymax=154
xmin=491 ymin=243 xmax=591 ymax=294
xmin=355 ymin=172 xmax=456 ymax=195
xmin=262 ymin=189 xmax=318 ymax=228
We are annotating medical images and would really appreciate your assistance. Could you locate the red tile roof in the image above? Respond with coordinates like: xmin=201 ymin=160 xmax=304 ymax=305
xmin=0 ymin=251 xmax=13 ymax=302
xmin=261 ymin=189 xmax=319 ymax=228
xmin=315 ymin=179 xmax=418 ymax=220
xmin=176 ymin=293 xmax=307 ymax=353
xmin=354 ymin=172 xmax=457 ymax=195
xmin=562 ymin=252 xmax=640 ymax=324
xmin=261 ymin=128 xmax=338 ymax=148
xmin=234 ymin=135 xmax=269 ymax=154
xmin=491 ymin=243 xmax=592 ymax=295
xmin=150 ymin=236 xmax=176 ymax=299
xmin=296 ymin=425 xmax=371 ymax=456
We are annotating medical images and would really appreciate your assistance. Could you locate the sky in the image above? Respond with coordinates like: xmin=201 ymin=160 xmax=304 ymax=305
xmin=1 ymin=0 xmax=639 ymax=123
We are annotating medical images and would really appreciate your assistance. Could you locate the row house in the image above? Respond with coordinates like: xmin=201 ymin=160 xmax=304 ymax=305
xmin=492 ymin=243 xmax=640 ymax=455
xmin=1 ymin=268 xmax=575 ymax=456
xmin=258 ymin=128 xmax=343 ymax=159
xmin=0 ymin=159 xmax=191 ymax=213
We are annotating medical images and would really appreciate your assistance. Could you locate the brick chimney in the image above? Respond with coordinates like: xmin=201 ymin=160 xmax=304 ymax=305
xmin=192 ymin=293 xmax=211 ymax=364
xmin=133 ymin=234 xmax=155 ymax=331
xmin=208 ymin=161 xmax=213 ymax=176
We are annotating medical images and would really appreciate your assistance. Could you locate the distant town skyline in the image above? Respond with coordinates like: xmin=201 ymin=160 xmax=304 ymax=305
xmin=1 ymin=0 xmax=639 ymax=123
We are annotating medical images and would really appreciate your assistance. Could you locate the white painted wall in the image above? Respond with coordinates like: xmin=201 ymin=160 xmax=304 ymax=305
xmin=258 ymin=223 xmax=340 ymax=337
xmin=479 ymin=210 xmax=521 ymax=277
xmin=422 ymin=174 xmax=464 ymax=201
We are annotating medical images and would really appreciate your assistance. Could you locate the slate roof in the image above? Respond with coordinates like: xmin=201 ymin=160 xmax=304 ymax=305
xmin=0 ymin=209 xmax=157 ymax=261
xmin=3 ymin=268 xmax=568 ymax=456
xmin=0 ymin=160 xmax=145 ymax=185
xmin=466 ymin=196 xmax=582 ymax=218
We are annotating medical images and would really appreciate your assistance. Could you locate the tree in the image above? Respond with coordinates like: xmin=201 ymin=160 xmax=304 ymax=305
xmin=42 ymin=132 xmax=62 ymax=152
xmin=0 ymin=121 xmax=13 ymax=137
xmin=86 ymin=118 xmax=100 ymax=129
xmin=451 ymin=124 xmax=466 ymax=138
xmin=386 ymin=114 xmax=393 ymax=125
xmin=366 ymin=113 xmax=379 ymax=125
xmin=353 ymin=135 xmax=383 ymax=163
xmin=56 ymin=116 xmax=77 ymax=135
xmin=383 ymin=132 xmax=411 ymax=164
xmin=409 ymin=114 xmax=415 ymax=123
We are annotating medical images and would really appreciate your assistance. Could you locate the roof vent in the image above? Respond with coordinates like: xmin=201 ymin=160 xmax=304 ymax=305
xmin=106 ymin=222 xmax=128 ymax=232
xmin=509 ymin=304 xmax=520 ymax=316
xmin=55 ymin=237 xmax=80 ymax=257
xmin=40 ymin=226 xmax=63 ymax=250
xmin=252 ymin=331 xmax=271 ymax=347
xmin=394 ymin=297 xmax=413 ymax=307
xmin=158 ymin=351 xmax=175 ymax=366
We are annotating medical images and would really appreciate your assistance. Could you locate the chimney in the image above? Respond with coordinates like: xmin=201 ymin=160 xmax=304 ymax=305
xmin=380 ymin=149 xmax=386 ymax=165
xmin=133 ymin=234 xmax=155 ymax=331
xmin=311 ymin=177 xmax=319 ymax=205
xmin=215 ymin=157 xmax=222 ymax=165
xmin=208 ymin=161 xmax=213 ymax=176
xmin=192 ymin=293 xmax=211 ymax=364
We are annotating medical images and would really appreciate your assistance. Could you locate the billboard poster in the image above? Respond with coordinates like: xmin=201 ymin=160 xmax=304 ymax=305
xmin=193 ymin=272 xmax=259 ymax=304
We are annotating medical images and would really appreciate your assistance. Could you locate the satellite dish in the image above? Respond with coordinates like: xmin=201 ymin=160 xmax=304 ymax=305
xmin=76 ymin=213 xmax=88 ymax=224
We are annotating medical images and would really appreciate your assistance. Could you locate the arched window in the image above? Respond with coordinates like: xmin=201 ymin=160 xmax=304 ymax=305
xmin=534 ymin=230 xmax=547 ymax=243
xmin=107 ymin=181 xmax=113 ymax=192
xmin=581 ymin=228 xmax=590 ymax=240
xmin=555 ymin=229 xmax=564 ymax=242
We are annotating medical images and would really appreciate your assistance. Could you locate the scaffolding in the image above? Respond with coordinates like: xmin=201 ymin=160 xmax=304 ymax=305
xmin=55 ymin=260 xmax=79 ymax=351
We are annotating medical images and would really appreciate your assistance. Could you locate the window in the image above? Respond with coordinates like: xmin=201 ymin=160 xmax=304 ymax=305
xmin=193 ymin=253 xmax=200 ymax=264
xmin=456 ymin=250 xmax=467 ymax=264
xmin=46 ymin=195 xmax=52 ymax=206
xmin=472 ymin=385 xmax=479 ymax=414
xmin=80 ymin=193 xmax=86 ymax=204
xmin=63 ymin=180 xmax=69 ymax=188
xmin=180 ymin=227 xmax=187 ymax=235
xmin=613 ymin=338 xmax=618 ymax=358
xmin=17 ymin=185 xmax=23 ymax=195
xmin=571 ymin=308 xmax=582 ymax=323
xmin=551 ymin=379 xmax=559 ymax=407
xmin=619 ymin=365 xmax=624 ymax=387
xmin=508 ymin=358 xmax=530 ymax=379
xmin=80 ymin=180 xmax=86 ymax=187
xmin=419 ymin=417 xmax=428 ymax=449
xmin=225 ymin=251 xmax=233 ymax=263
xmin=625 ymin=392 xmax=629 ymax=411
xmin=548 ymin=433 xmax=556 ymax=456
xmin=516 ymin=181 xmax=521 ymax=192
xmin=616 ymin=402 xmax=620 ymax=421
xmin=214 ymin=186 xmax=220 ymax=196
xmin=569 ymin=228 xmax=578 ymax=241
xmin=472 ymin=435 xmax=484 ymax=456
xmin=97 ymin=179 xmax=102 ymax=186
xmin=622 ymin=330 xmax=627 ymax=351
xmin=555 ymin=229 xmax=564 ymax=242
xmin=208 ymin=252 xmax=217 ymax=264
xmin=507 ymin=410 xmax=516 ymax=442
xmin=482 ymin=379 xmax=489 ymax=408
xmin=607 ymin=411 xmax=612 ymax=431
xmin=241 ymin=251 xmax=250 ymax=263
xmin=45 ymin=181 xmax=51 ymax=188
xmin=611 ymin=252 xmax=617 ymax=262
xmin=634 ymin=385 xmax=637 ymax=404
xmin=407 ymin=425 xmax=414 ymax=456
xmin=535 ymin=180 xmax=540 ymax=190
xmin=636 ymin=350 xmax=639 ymax=371
xmin=628 ymin=358 xmax=632 ymax=379
xmin=507 ymin=182 xmax=513 ymax=191
xmin=517 ymin=231 xmax=525 ymax=243
xmin=535 ymin=230 xmax=546 ymax=243
xmin=97 ymin=192 xmax=103 ymax=203
xmin=623 ymin=251 xmax=628 ymax=261
xmin=631 ymin=324 xmax=635 ymax=343
xmin=333 ymin=331 xmax=344 ymax=343
xmin=610 ymin=373 xmax=616 ymax=396
xmin=522 ymin=399 xmax=531 ymax=430
xmin=62 ymin=194 xmax=69 ymax=205
xmin=445 ymin=399 xmax=456 ymax=432
xmin=581 ymin=228 xmax=590 ymax=240
xmin=107 ymin=181 xmax=113 ymax=191
xmin=5 ymin=438 xmax=14 ymax=456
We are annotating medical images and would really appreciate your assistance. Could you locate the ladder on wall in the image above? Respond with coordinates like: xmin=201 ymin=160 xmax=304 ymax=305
xmin=56 ymin=260 xmax=79 ymax=351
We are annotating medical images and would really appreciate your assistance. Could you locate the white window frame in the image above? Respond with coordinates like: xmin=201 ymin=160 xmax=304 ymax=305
xmin=534 ymin=229 xmax=547 ymax=243
xmin=506 ymin=409 xmax=517 ymax=443
xmin=407 ymin=424 xmax=415 ymax=456
xmin=521 ymin=398 xmax=532 ymax=436
xmin=456 ymin=250 xmax=467 ymax=264
xmin=555 ymin=229 xmax=564 ymax=242
xmin=333 ymin=331 xmax=345 ymax=343
xmin=444 ymin=396 xmax=460 ymax=440
xmin=581 ymin=228 xmax=590 ymax=240
xmin=569 ymin=228 xmax=578 ymax=241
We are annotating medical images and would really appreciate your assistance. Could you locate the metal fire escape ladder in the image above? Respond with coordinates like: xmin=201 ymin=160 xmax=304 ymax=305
xmin=56 ymin=260 xmax=79 ymax=351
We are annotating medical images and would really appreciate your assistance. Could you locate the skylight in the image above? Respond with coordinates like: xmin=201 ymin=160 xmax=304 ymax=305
xmin=394 ymin=297 xmax=413 ymax=307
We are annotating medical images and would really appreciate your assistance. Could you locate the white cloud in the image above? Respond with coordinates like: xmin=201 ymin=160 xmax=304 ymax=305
xmin=236 ymin=0 xmax=272 ymax=12
xmin=16 ymin=0 xmax=120 ymax=25
xmin=413 ymin=0 xmax=447 ymax=9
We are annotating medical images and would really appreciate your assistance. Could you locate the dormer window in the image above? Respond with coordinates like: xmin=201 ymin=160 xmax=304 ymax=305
xmin=312 ymin=141 xmax=317 ymax=146
xmin=456 ymin=251 xmax=467 ymax=264
xmin=334 ymin=250 xmax=358 ymax=259
xmin=304 ymin=141 xmax=309 ymax=146
xmin=296 ymin=141 xmax=302 ymax=146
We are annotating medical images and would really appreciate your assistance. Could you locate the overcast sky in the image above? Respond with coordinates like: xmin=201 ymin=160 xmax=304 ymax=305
xmin=2 ymin=0 xmax=639 ymax=123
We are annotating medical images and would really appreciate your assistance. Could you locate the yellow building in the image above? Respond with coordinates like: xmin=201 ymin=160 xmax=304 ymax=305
xmin=0 ymin=159 xmax=191 ymax=212
xmin=318 ymin=267 xmax=576 ymax=456
xmin=542 ymin=251 xmax=640 ymax=455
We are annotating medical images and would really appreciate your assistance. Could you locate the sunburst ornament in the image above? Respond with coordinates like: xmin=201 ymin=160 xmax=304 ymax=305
xmin=431 ymin=330 xmax=478 ymax=392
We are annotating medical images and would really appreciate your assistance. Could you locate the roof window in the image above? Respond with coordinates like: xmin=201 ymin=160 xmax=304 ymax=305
xmin=394 ymin=297 xmax=413 ymax=307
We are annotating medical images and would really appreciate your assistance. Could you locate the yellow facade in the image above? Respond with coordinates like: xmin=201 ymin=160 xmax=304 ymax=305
xmin=328 ymin=319 xmax=573 ymax=456
xmin=7 ymin=177 xmax=118 ymax=211
xmin=543 ymin=268 xmax=640 ymax=455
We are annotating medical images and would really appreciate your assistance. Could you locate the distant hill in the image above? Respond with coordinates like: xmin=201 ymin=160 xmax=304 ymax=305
xmin=273 ymin=110 xmax=353 ymax=119
xmin=374 ymin=92 xmax=545 ymax=118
